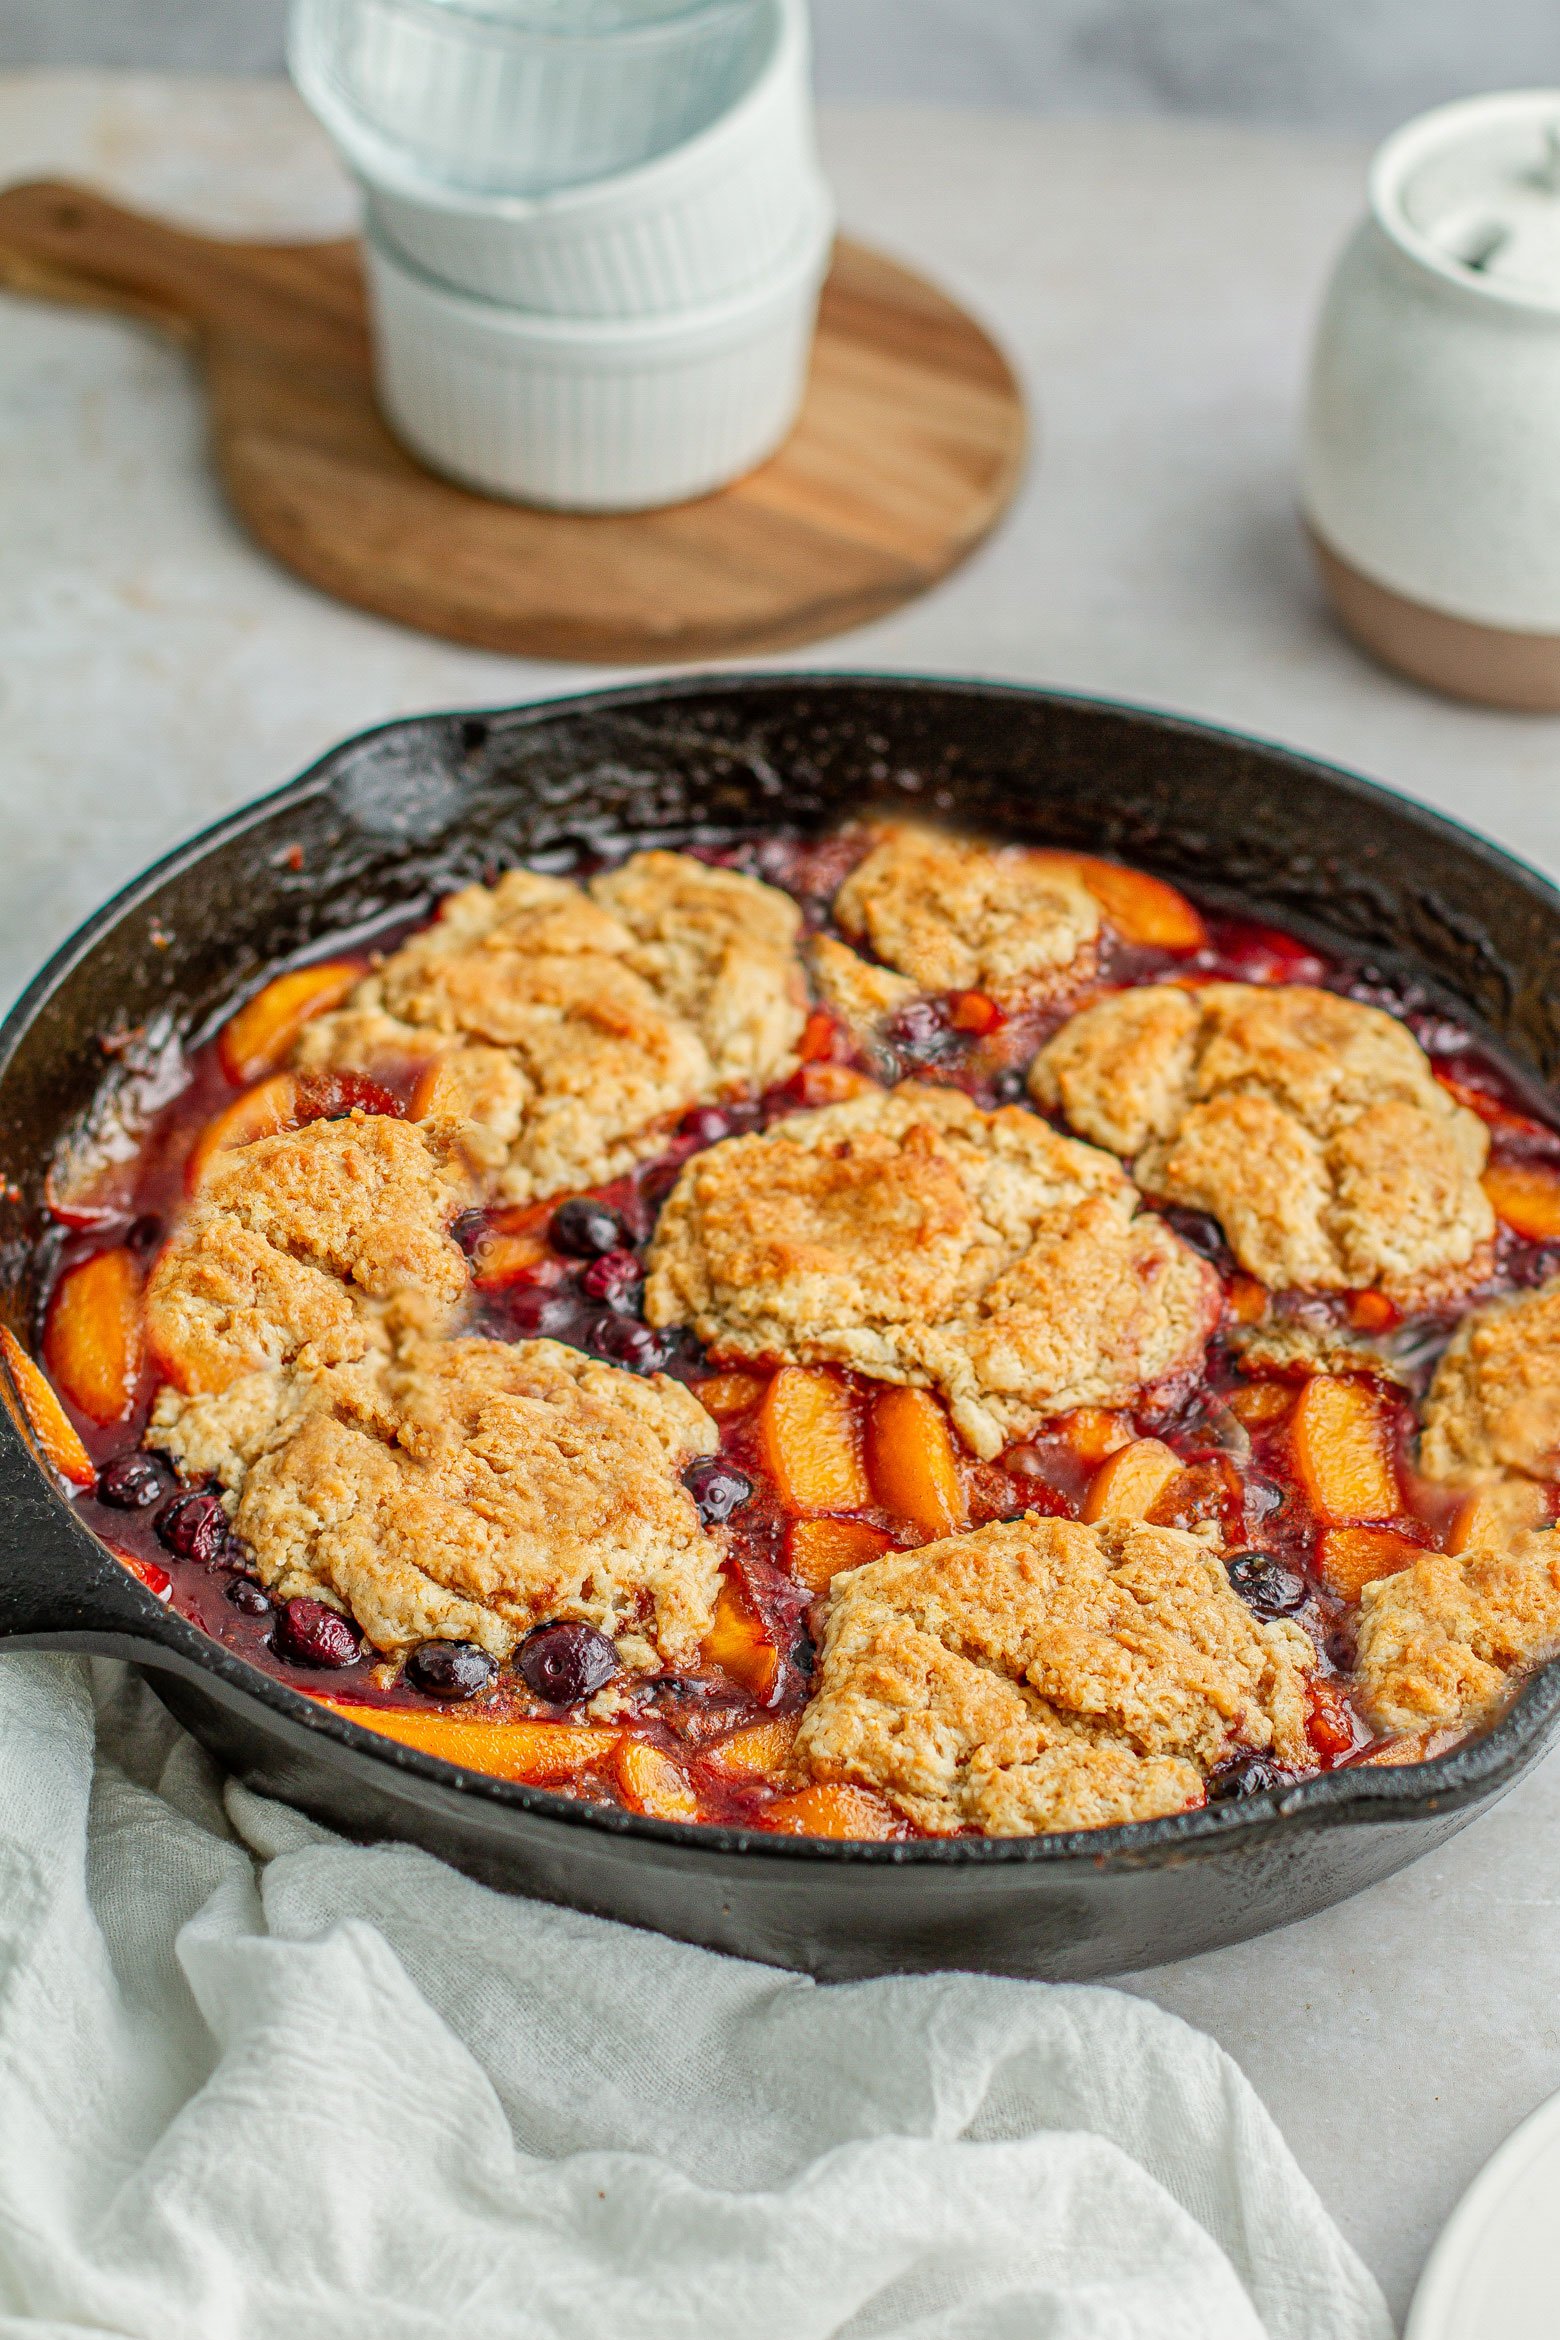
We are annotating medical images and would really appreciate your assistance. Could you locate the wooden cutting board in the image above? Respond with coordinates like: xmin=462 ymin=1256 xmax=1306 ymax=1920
xmin=0 ymin=179 xmax=1028 ymax=664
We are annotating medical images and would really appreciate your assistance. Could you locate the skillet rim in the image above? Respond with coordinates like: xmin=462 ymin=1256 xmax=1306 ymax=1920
xmin=5 ymin=665 xmax=1560 ymax=1870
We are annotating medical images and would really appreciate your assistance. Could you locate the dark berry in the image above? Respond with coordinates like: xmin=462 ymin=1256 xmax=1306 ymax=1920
xmin=1227 ymin=1552 xmax=1309 ymax=1616
xmin=451 ymin=1209 xmax=489 ymax=1257
xmin=274 ymin=1597 xmax=362 ymax=1668
xmin=551 ymin=1198 xmax=627 ymax=1258
xmin=97 ymin=1452 xmax=169 ymax=1510
xmin=225 ymin=1577 xmax=272 ymax=1616
xmin=886 ymin=998 xmax=956 ymax=1059
xmin=155 ymin=1490 xmax=230 ymax=1563
xmin=680 ymin=1105 xmax=735 ymax=1148
xmin=1208 ymin=1754 xmax=1288 ymax=1802
xmin=990 ymin=1069 xmax=1026 ymax=1104
xmin=682 ymin=1456 xmax=753 ymax=1525
xmin=517 ymin=1619 xmax=619 ymax=1704
xmin=405 ymin=1639 xmax=496 ymax=1701
xmin=1159 ymin=1205 xmax=1232 ymax=1268
xmin=588 ymin=1314 xmax=669 ymax=1373
xmin=580 ymin=1247 xmax=642 ymax=1306
xmin=505 ymin=1286 xmax=581 ymax=1338
xmin=126 ymin=1214 xmax=163 ymax=1257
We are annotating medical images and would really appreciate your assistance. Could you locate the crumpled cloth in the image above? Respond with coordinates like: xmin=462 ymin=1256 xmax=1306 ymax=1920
xmin=0 ymin=1653 xmax=1390 ymax=2340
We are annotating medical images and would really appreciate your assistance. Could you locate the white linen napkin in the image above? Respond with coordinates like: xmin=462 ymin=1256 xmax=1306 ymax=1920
xmin=0 ymin=1652 xmax=1390 ymax=2340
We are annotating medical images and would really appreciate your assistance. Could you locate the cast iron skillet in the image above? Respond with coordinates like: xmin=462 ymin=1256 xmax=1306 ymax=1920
xmin=2 ymin=674 xmax=1559 ymax=1983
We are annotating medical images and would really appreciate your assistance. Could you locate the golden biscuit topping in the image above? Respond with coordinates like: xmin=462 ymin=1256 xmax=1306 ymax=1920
xmin=833 ymin=822 xmax=1101 ymax=1009
xmin=644 ymin=1082 xmax=1219 ymax=1457
xmin=1031 ymin=982 xmax=1493 ymax=1301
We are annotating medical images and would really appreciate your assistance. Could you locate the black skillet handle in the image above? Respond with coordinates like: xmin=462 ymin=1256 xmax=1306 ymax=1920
xmin=0 ymin=1406 xmax=177 ymax=1655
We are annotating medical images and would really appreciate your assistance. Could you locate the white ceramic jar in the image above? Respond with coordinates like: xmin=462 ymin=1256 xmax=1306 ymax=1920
xmin=1303 ymin=91 xmax=1560 ymax=707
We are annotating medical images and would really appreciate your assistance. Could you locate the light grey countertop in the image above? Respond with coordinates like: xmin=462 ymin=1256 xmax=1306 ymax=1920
xmin=5 ymin=72 xmax=1560 ymax=2329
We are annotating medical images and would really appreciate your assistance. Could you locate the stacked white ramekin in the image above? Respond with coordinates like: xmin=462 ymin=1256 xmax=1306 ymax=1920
xmin=290 ymin=0 xmax=833 ymax=510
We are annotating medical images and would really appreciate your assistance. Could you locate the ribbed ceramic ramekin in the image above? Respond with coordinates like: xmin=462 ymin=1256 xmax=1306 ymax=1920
xmin=365 ymin=197 xmax=834 ymax=510
xmin=289 ymin=0 xmax=769 ymax=199
xmin=358 ymin=0 xmax=820 ymax=315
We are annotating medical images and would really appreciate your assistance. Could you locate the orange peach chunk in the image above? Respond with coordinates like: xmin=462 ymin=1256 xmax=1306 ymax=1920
xmin=702 ymin=1579 xmax=781 ymax=1702
xmin=703 ymin=1715 xmax=800 ymax=1781
xmin=1317 ymin=1524 xmax=1423 ymax=1603
xmin=696 ymin=1371 xmax=769 ymax=1420
xmin=1227 ymin=1382 xmax=1295 ymax=1429
xmin=1447 ymin=1480 xmax=1553 ymax=1555
xmin=185 ymin=1073 xmax=300 ymax=1192
xmin=788 ymin=1516 xmax=893 ymax=1595
xmin=1290 ymin=1376 xmax=1400 ymax=1524
xmin=1034 ymin=852 xmax=1207 ymax=951
xmin=615 ymin=1739 xmax=699 ymax=1822
xmin=865 ymin=1385 xmax=966 ymax=1540
xmin=1082 ymin=1437 xmax=1184 ymax=1524
xmin=319 ymin=1703 xmax=620 ymax=1783
xmin=1483 ymin=1163 xmax=1560 ymax=1244
xmin=0 ymin=1325 xmax=95 ymax=1487
xmin=758 ymin=1367 xmax=871 ymax=1513
xmin=43 ymin=1247 xmax=143 ymax=1426
xmin=219 ymin=961 xmax=362 ymax=1085
xmin=1056 ymin=1408 xmax=1132 ymax=1466
xmin=765 ymin=1783 xmax=903 ymax=1840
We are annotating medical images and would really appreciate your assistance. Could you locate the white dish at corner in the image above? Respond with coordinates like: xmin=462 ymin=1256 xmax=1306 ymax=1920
xmin=289 ymin=0 xmax=769 ymax=199
xmin=1304 ymin=88 xmax=1560 ymax=635
xmin=1406 ymin=2084 xmax=1560 ymax=2340
xmin=365 ymin=195 xmax=834 ymax=510
xmin=358 ymin=0 xmax=822 ymax=314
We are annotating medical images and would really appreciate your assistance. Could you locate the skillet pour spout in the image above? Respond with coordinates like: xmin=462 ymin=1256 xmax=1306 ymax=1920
xmin=3 ymin=672 xmax=1560 ymax=1983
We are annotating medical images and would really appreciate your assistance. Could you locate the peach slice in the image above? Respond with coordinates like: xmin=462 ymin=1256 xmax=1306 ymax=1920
xmin=615 ymin=1739 xmax=699 ymax=1822
xmin=1483 ymin=1163 xmax=1560 ymax=1244
xmin=218 ymin=960 xmax=361 ymax=1086
xmin=466 ymin=1204 xmax=555 ymax=1291
xmin=702 ymin=1579 xmax=781 ymax=1702
xmin=788 ymin=1516 xmax=892 ymax=1595
xmin=1317 ymin=1524 xmax=1423 ymax=1603
xmin=949 ymin=991 xmax=1003 ymax=1036
xmin=43 ymin=1247 xmax=143 ymax=1426
xmin=798 ymin=1008 xmax=844 ymax=1064
xmin=318 ymin=1702 xmax=619 ymax=1783
xmin=865 ymin=1385 xmax=965 ymax=1540
xmin=1357 ymin=1727 xmax=1462 ymax=1767
xmin=1057 ymin=1408 xmax=1131 ymax=1466
xmin=0 ymin=1325 xmax=95 ymax=1487
xmin=1227 ymin=1382 xmax=1294 ymax=1429
xmin=1448 ymin=1479 xmax=1553 ymax=1554
xmin=1290 ymin=1376 xmax=1400 ymax=1524
xmin=790 ymin=1062 xmax=877 ymax=1108
xmin=1345 ymin=1290 xmax=1399 ymax=1334
xmin=758 ymin=1367 xmax=871 ymax=1513
xmin=1436 ymin=1071 xmax=1555 ymax=1145
xmin=1227 ymin=1275 xmax=1268 ymax=1327
xmin=1307 ymin=1680 xmax=1361 ymax=1762
xmin=1082 ymin=1437 xmax=1184 ymax=1524
xmin=764 ymin=1783 xmax=903 ymax=1840
xmin=1034 ymin=852 xmax=1207 ymax=951
xmin=703 ymin=1715 xmax=800 ymax=1781
xmin=696 ymin=1370 xmax=769 ymax=1421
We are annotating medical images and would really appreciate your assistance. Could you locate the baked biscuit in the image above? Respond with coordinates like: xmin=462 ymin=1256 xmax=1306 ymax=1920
xmin=229 ymin=1333 xmax=723 ymax=1667
xmin=832 ymin=822 xmax=1101 ymax=1012
xmin=795 ymin=1514 xmax=1315 ymax=1834
xmin=145 ymin=1112 xmax=473 ymax=1398
xmin=1031 ymin=983 xmax=1493 ymax=1300
xmin=294 ymin=853 xmax=806 ymax=1202
xmin=1420 ymin=1277 xmax=1560 ymax=1484
xmin=643 ymin=1082 xmax=1220 ymax=1457
xmin=1354 ymin=1525 xmax=1560 ymax=1735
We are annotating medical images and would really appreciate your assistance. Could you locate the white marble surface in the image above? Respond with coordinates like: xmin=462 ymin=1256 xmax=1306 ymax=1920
xmin=5 ymin=71 xmax=1560 ymax=2328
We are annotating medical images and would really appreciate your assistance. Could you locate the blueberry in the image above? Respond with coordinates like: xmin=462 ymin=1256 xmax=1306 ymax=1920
xmin=155 ymin=1490 xmax=230 ymax=1563
xmin=126 ymin=1214 xmax=163 ymax=1257
xmin=680 ymin=1106 xmax=735 ymax=1148
xmin=588 ymin=1314 xmax=669 ymax=1373
xmin=551 ymin=1198 xmax=627 ymax=1258
xmin=1159 ymin=1205 xmax=1232 ymax=1267
xmin=1208 ymin=1754 xmax=1288 ymax=1802
xmin=580 ymin=1247 xmax=643 ymax=1307
xmin=274 ymin=1597 xmax=362 ymax=1668
xmin=505 ymin=1287 xmax=581 ymax=1338
xmin=1227 ymin=1552 xmax=1309 ymax=1616
xmin=451 ymin=1209 xmax=489 ymax=1257
xmin=405 ymin=1639 xmax=496 ymax=1701
xmin=517 ymin=1619 xmax=619 ymax=1704
xmin=682 ymin=1456 xmax=753 ymax=1525
xmin=97 ymin=1452 xmax=169 ymax=1511
xmin=886 ymin=998 xmax=955 ymax=1058
xmin=990 ymin=1069 xmax=1026 ymax=1104
xmin=225 ymin=1577 xmax=272 ymax=1616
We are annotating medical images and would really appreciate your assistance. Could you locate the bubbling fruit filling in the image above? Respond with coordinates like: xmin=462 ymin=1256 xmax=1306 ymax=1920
xmin=17 ymin=820 xmax=1560 ymax=1841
